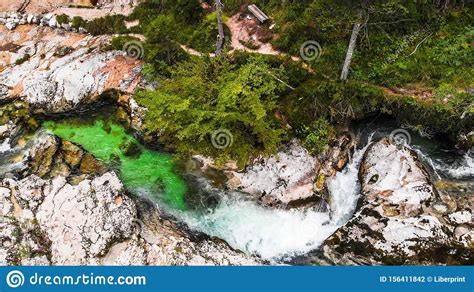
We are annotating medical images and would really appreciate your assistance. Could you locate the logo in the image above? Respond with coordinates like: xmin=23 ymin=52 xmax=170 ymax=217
xmin=389 ymin=129 xmax=411 ymax=147
xmin=299 ymin=40 xmax=322 ymax=61
xmin=211 ymin=129 xmax=233 ymax=150
xmin=123 ymin=41 xmax=144 ymax=60
xmin=6 ymin=270 xmax=25 ymax=288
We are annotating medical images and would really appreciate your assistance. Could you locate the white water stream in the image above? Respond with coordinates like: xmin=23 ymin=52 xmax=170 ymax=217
xmin=172 ymin=137 xmax=374 ymax=261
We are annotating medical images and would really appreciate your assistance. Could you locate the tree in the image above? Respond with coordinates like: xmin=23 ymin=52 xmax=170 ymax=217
xmin=340 ymin=0 xmax=368 ymax=81
xmin=144 ymin=15 xmax=187 ymax=73
xmin=215 ymin=0 xmax=225 ymax=56
xmin=136 ymin=57 xmax=287 ymax=166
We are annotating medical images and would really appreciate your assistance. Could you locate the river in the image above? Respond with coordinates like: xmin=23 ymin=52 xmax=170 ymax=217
xmin=30 ymin=113 xmax=474 ymax=263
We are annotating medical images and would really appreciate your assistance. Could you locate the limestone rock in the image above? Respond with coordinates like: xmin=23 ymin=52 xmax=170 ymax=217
xmin=226 ymin=139 xmax=319 ymax=208
xmin=36 ymin=172 xmax=136 ymax=265
xmin=0 ymin=24 xmax=142 ymax=113
xmin=324 ymin=138 xmax=473 ymax=265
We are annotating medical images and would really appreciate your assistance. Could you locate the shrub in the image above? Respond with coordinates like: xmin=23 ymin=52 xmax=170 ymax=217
xmin=110 ymin=35 xmax=141 ymax=51
xmin=143 ymin=15 xmax=188 ymax=75
xmin=56 ymin=14 xmax=70 ymax=25
xmin=298 ymin=117 xmax=336 ymax=155
xmin=135 ymin=56 xmax=287 ymax=166
xmin=71 ymin=16 xmax=87 ymax=29
xmin=15 ymin=54 xmax=30 ymax=65
xmin=84 ymin=15 xmax=128 ymax=35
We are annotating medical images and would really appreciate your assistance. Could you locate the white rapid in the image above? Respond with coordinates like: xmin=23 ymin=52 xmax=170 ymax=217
xmin=172 ymin=136 xmax=375 ymax=262
xmin=431 ymin=152 xmax=474 ymax=179
xmin=327 ymin=134 xmax=374 ymax=225
xmin=414 ymin=147 xmax=474 ymax=180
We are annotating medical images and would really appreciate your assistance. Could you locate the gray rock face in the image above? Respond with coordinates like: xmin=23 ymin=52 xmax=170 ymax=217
xmin=36 ymin=173 xmax=137 ymax=265
xmin=0 ymin=12 xmax=77 ymax=32
xmin=323 ymin=138 xmax=473 ymax=265
xmin=0 ymin=24 xmax=141 ymax=113
xmin=225 ymin=139 xmax=319 ymax=208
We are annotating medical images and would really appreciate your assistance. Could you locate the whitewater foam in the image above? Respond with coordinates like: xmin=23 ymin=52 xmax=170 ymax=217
xmin=173 ymin=136 xmax=374 ymax=261
xmin=181 ymin=198 xmax=335 ymax=260
xmin=327 ymin=135 xmax=374 ymax=225
xmin=435 ymin=153 xmax=474 ymax=179
xmin=414 ymin=147 xmax=474 ymax=180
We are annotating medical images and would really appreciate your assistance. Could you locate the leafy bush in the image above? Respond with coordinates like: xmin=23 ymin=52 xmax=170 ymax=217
xmin=298 ymin=117 xmax=336 ymax=155
xmin=129 ymin=1 xmax=230 ymax=54
xmin=181 ymin=12 xmax=232 ymax=54
xmin=84 ymin=15 xmax=128 ymax=35
xmin=56 ymin=14 xmax=70 ymax=25
xmin=143 ymin=15 xmax=189 ymax=75
xmin=110 ymin=35 xmax=141 ymax=51
xmin=128 ymin=0 xmax=204 ymax=30
xmin=71 ymin=16 xmax=86 ymax=29
xmin=15 ymin=54 xmax=30 ymax=65
xmin=281 ymin=79 xmax=384 ymax=128
xmin=135 ymin=57 xmax=287 ymax=166
xmin=384 ymin=92 xmax=473 ymax=142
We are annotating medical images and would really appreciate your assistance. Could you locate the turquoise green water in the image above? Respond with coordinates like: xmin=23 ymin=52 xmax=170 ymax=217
xmin=43 ymin=120 xmax=187 ymax=210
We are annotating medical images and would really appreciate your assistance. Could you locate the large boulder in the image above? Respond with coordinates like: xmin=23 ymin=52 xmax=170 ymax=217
xmin=225 ymin=139 xmax=319 ymax=208
xmin=323 ymin=138 xmax=473 ymax=265
xmin=0 ymin=24 xmax=142 ymax=113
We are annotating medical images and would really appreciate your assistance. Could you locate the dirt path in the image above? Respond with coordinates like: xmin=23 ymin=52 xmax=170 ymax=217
xmin=225 ymin=13 xmax=300 ymax=63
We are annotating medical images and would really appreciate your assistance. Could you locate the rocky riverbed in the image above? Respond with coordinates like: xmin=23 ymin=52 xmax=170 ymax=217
xmin=323 ymin=138 xmax=473 ymax=265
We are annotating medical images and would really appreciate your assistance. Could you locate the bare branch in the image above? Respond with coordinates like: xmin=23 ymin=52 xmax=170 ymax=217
xmin=407 ymin=33 xmax=433 ymax=57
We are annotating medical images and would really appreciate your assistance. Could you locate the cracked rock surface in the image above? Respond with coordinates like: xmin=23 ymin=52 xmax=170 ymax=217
xmin=323 ymin=138 xmax=473 ymax=265
xmin=0 ymin=24 xmax=142 ymax=113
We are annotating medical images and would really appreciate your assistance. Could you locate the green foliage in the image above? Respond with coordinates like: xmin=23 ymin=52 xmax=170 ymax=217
xmin=282 ymin=79 xmax=384 ymax=127
xmin=355 ymin=21 xmax=473 ymax=88
xmin=128 ymin=0 xmax=203 ymax=29
xmin=219 ymin=1 xmax=473 ymax=88
xmin=384 ymin=91 xmax=473 ymax=142
xmin=84 ymin=15 xmax=128 ymax=35
xmin=143 ymin=15 xmax=189 ymax=75
xmin=15 ymin=54 xmax=30 ymax=65
xmin=128 ymin=0 xmax=230 ymax=54
xmin=110 ymin=35 xmax=141 ymax=51
xmin=135 ymin=57 xmax=287 ymax=166
xmin=128 ymin=0 xmax=472 ymax=159
xmin=180 ymin=12 xmax=232 ymax=54
xmin=71 ymin=16 xmax=86 ymax=29
xmin=298 ymin=117 xmax=336 ymax=155
xmin=56 ymin=14 xmax=70 ymax=25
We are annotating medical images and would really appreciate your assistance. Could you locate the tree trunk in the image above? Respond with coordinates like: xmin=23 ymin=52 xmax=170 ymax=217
xmin=215 ymin=0 xmax=225 ymax=56
xmin=340 ymin=22 xmax=362 ymax=81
